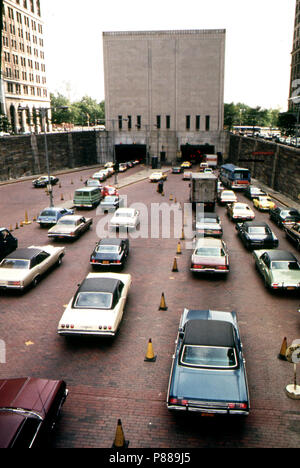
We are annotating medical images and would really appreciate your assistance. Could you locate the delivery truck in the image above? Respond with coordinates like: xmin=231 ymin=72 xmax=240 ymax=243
xmin=189 ymin=173 xmax=218 ymax=211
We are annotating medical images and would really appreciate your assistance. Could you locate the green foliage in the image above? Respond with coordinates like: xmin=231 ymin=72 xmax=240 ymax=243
xmin=50 ymin=93 xmax=105 ymax=126
xmin=224 ymin=102 xmax=280 ymax=130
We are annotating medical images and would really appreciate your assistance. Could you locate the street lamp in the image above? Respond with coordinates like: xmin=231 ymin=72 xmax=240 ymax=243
xmin=18 ymin=105 xmax=69 ymax=207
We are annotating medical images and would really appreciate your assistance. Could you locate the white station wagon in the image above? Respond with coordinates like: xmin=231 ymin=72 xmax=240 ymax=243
xmin=57 ymin=272 xmax=132 ymax=337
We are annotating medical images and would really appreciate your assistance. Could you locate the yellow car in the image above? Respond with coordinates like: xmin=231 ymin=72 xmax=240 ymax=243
xmin=181 ymin=161 xmax=192 ymax=168
xmin=253 ymin=196 xmax=276 ymax=211
xmin=149 ymin=171 xmax=168 ymax=182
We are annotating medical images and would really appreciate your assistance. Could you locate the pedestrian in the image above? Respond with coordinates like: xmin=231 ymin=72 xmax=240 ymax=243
xmin=157 ymin=180 xmax=164 ymax=194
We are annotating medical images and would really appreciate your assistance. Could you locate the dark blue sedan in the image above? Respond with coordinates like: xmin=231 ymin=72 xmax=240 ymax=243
xmin=37 ymin=206 xmax=74 ymax=227
xmin=167 ymin=309 xmax=250 ymax=416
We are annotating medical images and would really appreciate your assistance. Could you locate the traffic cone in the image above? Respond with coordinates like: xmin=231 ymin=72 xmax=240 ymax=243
xmin=161 ymin=191 xmax=164 ymax=196
xmin=9 ymin=224 xmax=13 ymax=232
xmin=60 ymin=193 xmax=64 ymax=201
xmin=278 ymin=337 xmax=288 ymax=361
xmin=159 ymin=292 xmax=168 ymax=310
xmin=172 ymin=257 xmax=178 ymax=272
xmin=15 ymin=222 xmax=19 ymax=230
xmin=169 ymin=194 xmax=173 ymax=201
xmin=23 ymin=210 xmax=31 ymax=225
xmin=177 ymin=241 xmax=182 ymax=254
xmin=144 ymin=338 xmax=157 ymax=362
xmin=71 ymin=179 xmax=73 ymax=184
xmin=59 ymin=182 xmax=61 ymax=188
xmin=112 ymin=419 xmax=129 ymax=448
xmin=174 ymin=197 xmax=177 ymax=204
xmin=180 ymin=227 xmax=185 ymax=240
xmin=20 ymin=221 xmax=23 ymax=227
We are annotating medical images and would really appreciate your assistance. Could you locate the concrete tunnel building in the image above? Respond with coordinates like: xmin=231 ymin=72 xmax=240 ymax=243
xmin=102 ymin=29 xmax=226 ymax=166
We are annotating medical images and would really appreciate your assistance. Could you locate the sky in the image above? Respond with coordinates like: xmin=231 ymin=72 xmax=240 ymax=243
xmin=42 ymin=0 xmax=296 ymax=111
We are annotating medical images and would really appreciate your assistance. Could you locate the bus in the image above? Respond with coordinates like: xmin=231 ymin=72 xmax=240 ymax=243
xmin=219 ymin=164 xmax=251 ymax=190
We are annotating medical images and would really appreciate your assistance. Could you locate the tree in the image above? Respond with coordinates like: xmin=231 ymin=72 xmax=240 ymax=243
xmin=277 ymin=112 xmax=297 ymax=136
xmin=50 ymin=93 xmax=105 ymax=126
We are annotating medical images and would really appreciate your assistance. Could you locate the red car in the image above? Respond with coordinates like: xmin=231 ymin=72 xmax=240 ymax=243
xmin=101 ymin=185 xmax=118 ymax=197
xmin=0 ymin=377 xmax=68 ymax=448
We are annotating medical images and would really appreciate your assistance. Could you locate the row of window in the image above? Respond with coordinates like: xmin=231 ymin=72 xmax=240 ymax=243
xmin=7 ymin=1 xmax=41 ymax=17
xmin=3 ymin=21 xmax=44 ymax=46
xmin=4 ymin=51 xmax=46 ymax=72
xmin=7 ymin=81 xmax=47 ymax=97
xmin=117 ymin=115 xmax=211 ymax=131
xmin=5 ymin=66 xmax=46 ymax=84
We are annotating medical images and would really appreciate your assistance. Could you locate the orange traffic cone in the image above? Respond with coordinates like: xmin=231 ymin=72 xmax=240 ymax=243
xmin=176 ymin=241 xmax=182 ymax=254
xmin=112 ymin=419 xmax=129 ymax=448
xmin=278 ymin=337 xmax=288 ymax=361
xmin=23 ymin=210 xmax=31 ymax=225
xmin=159 ymin=292 xmax=168 ymax=310
xmin=144 ymin=338 xmax=157 ymax=362
xmin=172 ymin=257 xmax=178 ymax=272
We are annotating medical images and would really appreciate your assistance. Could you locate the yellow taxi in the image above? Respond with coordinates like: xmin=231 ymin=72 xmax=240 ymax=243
xmin=253 ymin=195 xmax=276 ymax=211
xmin=180 ymin=161 xmax=192 ymax=168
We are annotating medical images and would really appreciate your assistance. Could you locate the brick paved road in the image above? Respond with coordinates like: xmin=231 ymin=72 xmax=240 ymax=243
xmin=0 ymin=164 xmax=300 ymax=448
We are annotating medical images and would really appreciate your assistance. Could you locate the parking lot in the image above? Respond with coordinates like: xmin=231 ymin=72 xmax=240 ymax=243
xmin=0 ymin=163 xmax=300 ymax=448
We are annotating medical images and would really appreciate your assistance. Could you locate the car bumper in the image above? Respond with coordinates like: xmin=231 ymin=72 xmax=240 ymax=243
xmin=48 ymin=233 xmax=75 ymax=238
xmin=58 ymin=329 xmax=116 ymax=337
xmin=167 ymin=405 xmax=249 ymax=416
xmin=190 ymin=267 xmax=229 ymax=274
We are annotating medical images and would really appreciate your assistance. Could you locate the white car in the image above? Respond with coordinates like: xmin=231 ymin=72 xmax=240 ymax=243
xmin=57 ymin=272 xmax=132 ymax=337
xmin=0 ymin=245 xmax=65 ymax=290
xmin=149 ymin=172 xmax=167 ymax=182
xmin=109 ymin=207 xmax=140 ymax=230
xmin=227 ymin=202 xmax=255 ymax=221
xmin=92 ymin=171 xmax=107 ymax=181
xmin=218 ymin=190 xmax=237 ymax=205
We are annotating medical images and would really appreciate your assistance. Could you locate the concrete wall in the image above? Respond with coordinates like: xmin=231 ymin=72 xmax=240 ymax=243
xmin=228 ymin=134 xmax=300 ymax=203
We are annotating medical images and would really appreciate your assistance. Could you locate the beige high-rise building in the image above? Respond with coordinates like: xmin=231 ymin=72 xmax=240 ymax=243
xmin=103 ymin=29 xmax=226 ymax=164
xmin=1 ymin=0 xmax=50 ymax=133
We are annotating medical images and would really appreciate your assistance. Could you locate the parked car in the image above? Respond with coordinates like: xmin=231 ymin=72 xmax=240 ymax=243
xmin=236 ymin=221 xmax=279 ymax=250
xmin=57 ymin=272 xmax=132 ymax=337
xmin=253 ymin=195 xmax=276 ymax=211
xmin=85 ymin=178 xmax=102 ymax=189
xmin=99 ymin=195 xmax=123 ymax=213
xmin=217 ymin=190 xmax=237 ymax=205
xmin=194 ymin=212 xmax=223 ymax=238
xmin=32 ymin=176 xmax=59 ymax=188
xmin=104 ymin=162 xmax=114 ymax=169
xmin=92 ymin=171 xmax=107 ymax=182
xmin=109 ymin=208 xmax=140 ymax=231
xmin=269 ymin=207 xmax=300 ymax=228
xmin=36 ymin=207 xmax=74 ymax=227
xmin=101 ymin=185 xmax=118 ymax=197
xmin=284 ymin=223 xmax=300 ymax=250
xmin=171 ymin=166 xmax=182 ymax=174
xmin=0 ymin=376 xmax=68 ymax=448
xmin=181 ymin=161 xmax=192 ymax=168
xmin=118 ymin=163 xmax=128 ymax=172
xmin=190 ymin=238 xmax=229 ymax=274
xmin=166 ymin=308 xmax=250 ymax=416
xmin=199 ymin=162 xmax=209 ymax=172
xmin=243 ymin=185 xmax=266 ymax=200
xmin=227 ymin=202 xmax=255 ymax=222
xmin=0 ymin=228 xmax=18 ymax=261
xmin=253 ymin=249 xmax=300 ymax=291
xmin=90 ymin=238 xmax=129 ymax=268
xmin=203 ymin=168 xmax=213 ymax=174
xmin=149 ymin=171 xmax=167 ymax=182
xmin=217 ymin=181 xmax=224 ymax=193
xmin=48 ymin=215 xmax=92 ymax=240
xmin=0 ymin=245 xmax=65 ymax=290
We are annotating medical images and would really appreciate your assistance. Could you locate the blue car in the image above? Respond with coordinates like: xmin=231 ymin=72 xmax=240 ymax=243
xmin=167 ymin=309 xmax=250 ymax=416
xmin=37 ymin=206 xmax=74 ymax=227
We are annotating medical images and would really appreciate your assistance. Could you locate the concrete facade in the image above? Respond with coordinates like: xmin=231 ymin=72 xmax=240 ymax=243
xmin=103 ymin=29 xmax=226 ymax=163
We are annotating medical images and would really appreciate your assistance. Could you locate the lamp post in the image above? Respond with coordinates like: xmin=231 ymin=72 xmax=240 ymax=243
xmin=18 ymin=105 xmax=68 ymax=207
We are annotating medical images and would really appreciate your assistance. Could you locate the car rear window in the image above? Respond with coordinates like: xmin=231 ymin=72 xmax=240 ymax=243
xmin=195 ymin=247 xmax=224 ymax=257
xmin=0 ymin=259 xmax=30 ymax=269
xmin=181 ymin=345 xmax=237 ymax=368
xmin=74 ymin=292 xmax=113 ymax=309
xmin=271 ymin=261 xmax=300 ymax=270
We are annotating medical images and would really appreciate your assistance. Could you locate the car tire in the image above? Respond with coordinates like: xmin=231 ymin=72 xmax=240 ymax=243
xmin=56 ymin=255 xmax=63 ymax=266
xmin=32 ymin=276 xmax=40 ymax=288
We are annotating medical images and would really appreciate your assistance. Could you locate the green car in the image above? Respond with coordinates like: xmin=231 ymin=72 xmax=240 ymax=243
xmin=253 ymin=249 xmax=300 ymax=291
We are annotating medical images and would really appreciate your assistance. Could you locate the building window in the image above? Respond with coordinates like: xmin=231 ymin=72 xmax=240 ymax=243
xmin=118 ymin=115 xmax=123 ymax=130
xmin=136 ymin=115 xmax=141 ymax=130
xmin=186 ymin=115 xmax=190 ymax=130
xmin=166 ymin=115 xmax=170 ymax=129
xmin=156 ymin=115 xmax=161 ymax=129
xmin=127 ymin=115 xmax=132 ymax=130
xmin=205 ymin=115 xmax=210 ymax=131
xmin=196 ymin=115 xmax=200 ymax=130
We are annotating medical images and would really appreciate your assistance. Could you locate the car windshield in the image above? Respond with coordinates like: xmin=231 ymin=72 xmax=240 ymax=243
xmin=259 ymin=197 xmax=271 ymax=202
xmin=271 ymin=261 xmax=300 ymax=270
xmin=181 ymin=345 xmax=237 ymax=368
xmin=197 ymin=217 xmax=218 ymax=223
xmin=222 ymin=192 xmax=234 ymax=196
xmin=58 ymin=219 xmax=76 ymax=225
xmin=195 ymin=247 xmax=224 ymax=257
xmin=74 ymin=292 xmax=113 ymax=309
xmin=234 ymin=204 xmax=248 ymax=210
xmin=40 ymin=210 xmax=57 ymax=217
xmin=0 ymin=259 xmax=30 ymax=269
xmin=248 ymin=227 xmax=267 ymax=234
xmin=96 ymin=245 xmax=120 ymax=254
xmin=115 ymin=211 xmax=133 ymax=217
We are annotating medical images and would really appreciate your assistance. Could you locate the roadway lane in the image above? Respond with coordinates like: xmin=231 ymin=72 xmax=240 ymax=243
xmin=0 ymin=166 xmax=300 ymax=448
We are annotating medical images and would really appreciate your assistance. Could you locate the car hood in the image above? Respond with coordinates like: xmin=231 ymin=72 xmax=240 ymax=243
xmin=0 ymin=269 xmax=30 ymax=281
xmin=233 ymin=209 xmax=254 ymax=216
xmin=171 ymin=366 xmax=247 ymax=403
xmin=271 ymin=270 xmax=300 ymax=284
xmin=191 ymin=254 xmax=226 ymax=266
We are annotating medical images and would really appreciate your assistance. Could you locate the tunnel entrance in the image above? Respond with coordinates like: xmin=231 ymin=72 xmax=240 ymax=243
xmin=115 ymin=144 xmax=146 ymax=163
xmin=180 ymin=144 xmax=215 ymax=164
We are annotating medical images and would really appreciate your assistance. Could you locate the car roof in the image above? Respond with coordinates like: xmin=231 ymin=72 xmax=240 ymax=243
xmin=183 ymin=319 xmax=235 ymax=347
xmin=78 ymin=277 xmax=121 ymax=294
xmin=267 ymin=250 xmax=297 ymax=261
xmin=5 ymin=248 xmax=42 ymax=260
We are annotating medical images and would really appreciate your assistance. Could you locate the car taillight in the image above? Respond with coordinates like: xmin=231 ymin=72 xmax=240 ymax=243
xmin=169 ymin=397 xmax=188 ymax=406
xmin=228 ymin=403 xmax=247 ymax=410
xmin=115 ymin=260 xmax=121 ymax=264
xmin=192 ymin=264 xmax=204 ymax=269
xmin=272 ymin=283 xmax=279 ymax=289
xmin=8 ymin=281 xmax=21 ymax=286
xmin=216 ymin=265 xmax=228 ymax=270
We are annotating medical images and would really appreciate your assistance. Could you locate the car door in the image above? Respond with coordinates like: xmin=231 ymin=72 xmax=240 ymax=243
xmin=259 ymin=253 xmax=270 ymax=284
xmin=34 ymin=251 xmax=52 ymax=276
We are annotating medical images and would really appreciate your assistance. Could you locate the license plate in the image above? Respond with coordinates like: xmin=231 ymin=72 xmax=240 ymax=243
xmin=287 ymin=286 xmax=295 ymax=290
xmin=102 ymin=260 xmax=109 ymax=264
xmin=201 ymin=413 xmax=215 ymax=417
